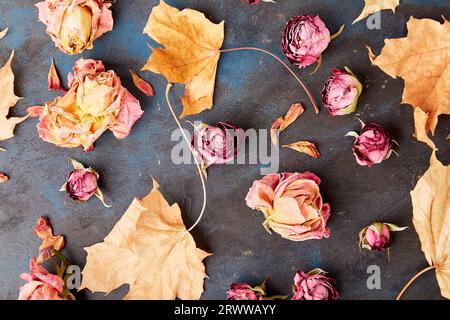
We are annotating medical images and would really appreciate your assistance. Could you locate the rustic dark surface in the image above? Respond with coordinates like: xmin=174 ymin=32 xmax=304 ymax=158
xmin=0 ymin=0 xmax=449 ymax=300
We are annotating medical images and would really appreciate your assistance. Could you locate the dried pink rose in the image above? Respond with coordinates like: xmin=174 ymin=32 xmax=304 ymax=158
xmin=61 ymin=158 xmax=109 ymax=206
xmin=18 ymin=258 xmax=64 ymax=300
xmin=245 ymin=172 xmax=331 ymax=241
xmin=32 ymin=58 xmax=143 ymax=151
xmin=36 ymin=0 xmax=113 ymax=54
xmin=346 ymin=122 xmax=395 ymax=167
xmin=359 ymin=222 xmax=407 ymax=251
xmin=281 ymin=15 xmax=331 ymax=68
xmin=243 ymin=0 xmax=261 ymax=4
xmin=66 ymin=169 xmax=98 ymax=201
xmin=322 ymin=67 xmax=362 ymax=116
xmin=227 ymin=283 xmax=264 ymax=300
xmin=192 ymin=122 xmax=243 ymax=168
xmin=292 ymin=269 xmax=339 ymax=300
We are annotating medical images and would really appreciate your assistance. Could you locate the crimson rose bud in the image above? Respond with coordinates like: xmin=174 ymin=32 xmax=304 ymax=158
xmin=292 ymin=269 xmax=339 ymax=300
xmin=359 ymin=222 xmax=407 ymax=251
xmin=66 ymin=169 xmax=98 ymax=201
xmin=281 ymin=15 xmax=331 ymax=68
xmin=347 ymin=122 xmax=395 ymax=167
xmin=322 ymin=67 xmax=362 ymax=116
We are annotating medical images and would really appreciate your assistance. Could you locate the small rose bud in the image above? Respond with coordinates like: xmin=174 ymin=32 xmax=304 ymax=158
xmin=192 ymin=122 xmax=243 ymax=168
xmin=359 ymin=222 xmax=407 ymax=251
xmin=66 ymin=169 xmax=98 ymax=202
xmin=281 ymin=15 xmax=331 ymax=68
xmin=346 ymin=122 xmax=395 ymax=167
xmin=322 ymin=67 xmax=362 ymax=116
xmin=61 ymin=158 xmax=110 ymax=207
xmin=292 ymin=269 xmax=339 ymax=300
xmin=227 ymin=283 xmax=264 ymax=300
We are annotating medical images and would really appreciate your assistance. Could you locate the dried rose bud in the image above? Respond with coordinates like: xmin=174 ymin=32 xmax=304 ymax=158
xmin=281 ymin=15 xmax=331 ymax=68
xmin=36 ymin=0 xmax=113 ymax=55
xmin=346 ymin=122 xmax=395 ymax=167
xmin=192 ymin=122 xmax=243 ymax=168
xmin=61 ymin=158 xmax=109 ymax=206
xmin=322 ymin=67 xmax=362 ymax=116
xmin=292 ymin=269 xmax=339 ymax=300
xmin=66 ymin=169 xmax=98 ymax=201
xmin=359 ymin=222 xmax=407 ymax=251
xmin=227 ymin=283 xmax=264 ymax=300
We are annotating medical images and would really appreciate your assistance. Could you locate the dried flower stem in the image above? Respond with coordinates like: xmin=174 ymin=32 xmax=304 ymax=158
xmin=396 ymin=265 xmax=436 ymax=300
xmin=220 ymin=47 xmax=319 ymax=113
xmin=165 ymin=84 xmax=207 ymax=232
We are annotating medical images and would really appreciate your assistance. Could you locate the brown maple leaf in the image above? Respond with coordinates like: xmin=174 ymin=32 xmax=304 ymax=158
xmin=0 ymin=51 xmax=27 ymax=142
xmin=367 ymin=17 xmax=450 ymax=149
xmin=34 ymin=216 xmax=65 ymax=264
xmin=142 ymin=0 xmax=224 ymax=118
xmin=80 ymin=179 xmax=211 ymax=300
xmin=353 ymin=0 xmax=400 ymax=24
xmin=398 ymin=152 xmax=449 ymax=299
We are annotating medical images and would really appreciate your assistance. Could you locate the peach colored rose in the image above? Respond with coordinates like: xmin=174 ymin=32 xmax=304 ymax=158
xmin=36 ymin=0 xmax=113 ymax=54
xmin=32 ymin=58 xmax=143 ymax=151
xmin=245 ymin=172 xmax=331 ymax=241
xmin=18 ymin=258 xmax=64 ymax=300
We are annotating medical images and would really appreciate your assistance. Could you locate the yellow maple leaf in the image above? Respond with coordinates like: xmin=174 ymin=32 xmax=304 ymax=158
xmin=80 ymin=179 xmax=211 ymax=300
xmin=0 ymin=51 xmax=27 ymax=142
xmin=368 ymin=17 xmax=450 ymax=148
xmin=398 ymin=152 xmax=450 ymax=299
xmin=353 ymin=0 xmax=400 ymax=24
xmin=142 ymin=0 xmax=224 ymax=118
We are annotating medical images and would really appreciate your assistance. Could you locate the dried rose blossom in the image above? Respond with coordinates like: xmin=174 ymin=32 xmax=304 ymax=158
xmin=246 ymin=172 xmax=331 ymax=241
xmin=191 ymin=122 xmax=243 ymax=170
xmin=31 ymin=58 xmax=143 ymax=151
xmin=292 ymin=269 xmax=339 ymax=300
xmin=61 ymin=158 xmax=110 ymax=207
xmin=227 ymin=283 xmax=264 ymax=300
xmin=18 ymin=258 xmax=65 ymax=300
xmin=322 ymin=67 xmax=362 ymax=116
xmin=346 ymin=121 xmax=395 ymax=167
xmin=359 ymin=222 xmax=407 ymax=251
xmin=281 ymin=15 xmax=331 ymax=68
xmin=36 ymin=0 xmax=114 ymax=54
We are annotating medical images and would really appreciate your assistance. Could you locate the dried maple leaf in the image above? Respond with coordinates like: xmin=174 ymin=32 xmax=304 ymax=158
xmin=130 ymin=69 xmax=154 ymax=96
xmin=271 ymin=103 xmax=304 ymax=146
xmin=353 ymin=0 xmax=400 ymax=24
xmin=399 ymin=152 xmax=449 ymax=299
xmin=80 ymin=179 xmax=211 ymax=300
xmin=367 ymin=17 xmax=450 ymax=148
xmin=142 ymin=0 xmax=224 ymax=118
xmin=282 ymin=140 xmax=320 ymax=158
xmin=34 ymin=216 xmax=65 ymax=264
xmin=0 ymin=51 xmax=27 ymax=142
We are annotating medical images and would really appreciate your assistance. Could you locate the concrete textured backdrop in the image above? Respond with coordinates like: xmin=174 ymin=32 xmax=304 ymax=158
xmin=0 ymin=0 xmax=449 ymax=300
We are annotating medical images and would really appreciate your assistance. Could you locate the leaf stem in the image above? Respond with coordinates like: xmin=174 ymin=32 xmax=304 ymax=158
xmin=396 ymin=265 xmax=435 ymax=300
xmin=220 ymin=47 xmax=319 ymax=113
xmin=165 ymin=84 xmax=207 ymax=232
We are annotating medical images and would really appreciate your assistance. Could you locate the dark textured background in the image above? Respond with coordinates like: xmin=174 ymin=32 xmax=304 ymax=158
xmin=0 ymin=0 xmax=449 ymax=300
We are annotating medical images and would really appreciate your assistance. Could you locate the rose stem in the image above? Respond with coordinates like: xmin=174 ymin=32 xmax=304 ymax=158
xmin=165 ymin=83 xmax=207 ymax=232
xmin=395 ymin=265 xmax=436 ymax=300
xmin=219 ymin=47 xmax=319 ymax=113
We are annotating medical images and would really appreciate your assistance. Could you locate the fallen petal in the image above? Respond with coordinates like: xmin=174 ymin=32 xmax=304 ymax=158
xmin=130 ymin=69 xmax=154 ymax=96
xmin=0 ymin=173 xmax=8 ymax=183
xmin=282 ymin=141 xmax=320 ymax=158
